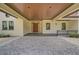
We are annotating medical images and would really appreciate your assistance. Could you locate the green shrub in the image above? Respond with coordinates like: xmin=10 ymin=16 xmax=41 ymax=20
xmin=68 ymin=32 xmax=79 ymax=38
xmin=0 ymin=34 xmax=10 ymax=38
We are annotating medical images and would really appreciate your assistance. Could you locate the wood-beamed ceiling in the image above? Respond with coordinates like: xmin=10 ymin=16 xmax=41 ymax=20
xmin=6 ymin=3 xmax=73 ymax=21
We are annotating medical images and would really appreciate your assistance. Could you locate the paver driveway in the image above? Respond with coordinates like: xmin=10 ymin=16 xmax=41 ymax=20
xmin=0 ymin=36 xmax=79 ymax=55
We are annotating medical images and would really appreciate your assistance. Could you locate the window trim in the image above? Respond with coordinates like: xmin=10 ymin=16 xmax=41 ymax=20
xmin=2 ymin=21 xmax=14 ymax=30
xmin=46 ymin=23 xmax=51 ymax=30
xmin=62 ymin=23 xmax=66 ymax=30
xmin=2 ymin=21 xmax=8 ymax=30
xmin=9 ymin=21 xmax=14 ymax=30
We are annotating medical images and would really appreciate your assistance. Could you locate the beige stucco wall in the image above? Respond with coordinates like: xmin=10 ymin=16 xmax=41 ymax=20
xmin=42 ymin=20 xmax=56 ymax=34
xmin=22 ymin=19 xmax=78 ymax=34
xmin=42 ymin=19 xmax=78 ymax=34
xmin=67 ymin=20 xmax=78 ymax=30
xmin=55 ymin=20 xmax=77 ymax=30
xmin=15 ymin=18 xmax=24 ymax=36
xmin=23 ymin=20 xmax=31 ymax=35
xmin=0 ymin=11 xmax=24 ymax=36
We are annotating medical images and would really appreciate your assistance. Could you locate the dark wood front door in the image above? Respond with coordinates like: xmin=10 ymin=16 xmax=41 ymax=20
xmin=33 ymin=23 xmax=38 ymax=32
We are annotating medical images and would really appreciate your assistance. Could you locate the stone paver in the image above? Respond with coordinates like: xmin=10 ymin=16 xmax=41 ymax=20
xmin=61 ymin=36 xmax=79 ymax=46
xmin=0 ymin=36 xmax=79 ymax=55
xmin=0 ymin=37 xmax=20 ymax=46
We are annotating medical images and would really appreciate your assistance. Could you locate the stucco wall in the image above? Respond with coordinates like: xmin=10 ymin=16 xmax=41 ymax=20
xmin=42 ymin=20 xmax=78 ymax=34
xmin=56 ymin=20 xmax=78 ymax=31
xmin=42 ymin=20 xmax=56 ymax=34
xmin=23 ymin=19 xmax=78 ymax=34
xmin=23 ymin=20 xmax=31 ymax=35
xmin=56 ymin=20 xmax=70 ymax=30
xmin=67 ymin=20 xmax=78 ymax=30
xmin=0 ymin=11 xmax=24 ymax=36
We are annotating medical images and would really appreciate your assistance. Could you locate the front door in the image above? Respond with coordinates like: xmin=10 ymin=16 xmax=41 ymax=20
xmin=33 ymin=23 xmax=38 ymax=32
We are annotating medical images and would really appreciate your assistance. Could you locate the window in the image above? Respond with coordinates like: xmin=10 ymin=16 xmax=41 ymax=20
xmin=46 ymin=23 xmax=50 ymax=30
xmin=62 ymin=23 xmax=66 ymax=30
xmin=2 ymin=21 xmax=7 ymax=30
xmin=9 ymin=21 xmax=14 ymax=30
xmin=2 ymin=21 xmax=14 ymax=30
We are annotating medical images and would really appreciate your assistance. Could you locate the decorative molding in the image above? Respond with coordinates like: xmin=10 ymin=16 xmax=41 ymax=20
xmin=56 ymin=20 xmax=76 ymax=21
xmin=0 ymin=9 xmax=17 ymax=18
xmin=63 ymin=9 xmax=79 ymax=18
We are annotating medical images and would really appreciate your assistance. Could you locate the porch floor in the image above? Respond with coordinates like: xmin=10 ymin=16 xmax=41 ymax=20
xmin=0 ymin=36 xmax=79 ymax=55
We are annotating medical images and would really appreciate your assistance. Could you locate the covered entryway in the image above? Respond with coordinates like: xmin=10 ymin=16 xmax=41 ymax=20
xmin=1 ymin=3 xmax=79 ymax=36
xmin=1 ymin=3 xmax=79 ymax=55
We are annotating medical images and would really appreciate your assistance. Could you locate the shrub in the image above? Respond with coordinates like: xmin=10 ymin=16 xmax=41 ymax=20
xmin=0 ymin=34 xmax=10 ymax=38
xmin=68 ymin=32 xmax=79 ymax=38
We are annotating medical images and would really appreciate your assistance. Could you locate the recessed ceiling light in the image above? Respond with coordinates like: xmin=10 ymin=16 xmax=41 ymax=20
xmin=28 ymin=6 xmax=30 ymax=8
xmin=49 ymin=6 xmax=52 ymax=8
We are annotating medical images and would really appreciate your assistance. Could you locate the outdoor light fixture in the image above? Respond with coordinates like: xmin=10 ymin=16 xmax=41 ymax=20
xmin=28 ymin=6 xmax=30 ymax=8
xmin=49 ymin=6 xmax=52 ymax=8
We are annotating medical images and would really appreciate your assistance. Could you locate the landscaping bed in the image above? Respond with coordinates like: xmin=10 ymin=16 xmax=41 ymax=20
xmin=68 ymin=32 xmax=79 ymax=38
xmin=0 ymin=34 xmax=10 ymax=38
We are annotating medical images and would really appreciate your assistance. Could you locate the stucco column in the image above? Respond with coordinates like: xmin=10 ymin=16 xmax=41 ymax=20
xmin=78 ymin=11 xmax=79 ymax=34
xmin=78 ymin=18 xmax=79 ymax=34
